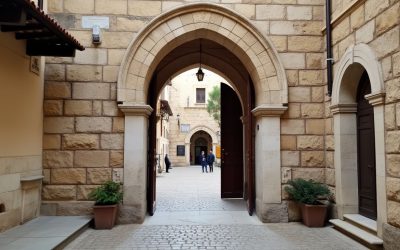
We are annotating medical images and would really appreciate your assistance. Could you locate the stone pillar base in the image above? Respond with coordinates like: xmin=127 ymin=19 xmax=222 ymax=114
xmin=383 ymin=223 xmax=400 ymax=250
xmin=256 ymin=201 xmax=289 ymax=223
xmin=118 ymin=204 xmax=145 ymax=224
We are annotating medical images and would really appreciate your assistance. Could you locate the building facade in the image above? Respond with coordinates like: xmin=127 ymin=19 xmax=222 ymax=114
xmin=0 ymin=0 xmax=397 ymax=247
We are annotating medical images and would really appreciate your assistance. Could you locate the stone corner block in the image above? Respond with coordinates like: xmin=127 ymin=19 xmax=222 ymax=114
xmin=117 ymin=204 xmax=145 ymax=224
xmin=257 ymin=202 xmax=289 ymax=223
xmin=383 ymin=223 xmax=400 ymax=250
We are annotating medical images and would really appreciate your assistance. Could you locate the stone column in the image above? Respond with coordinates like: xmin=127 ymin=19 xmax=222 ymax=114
xmin=119 ymin=104 xmax=153 ymax=224
xmin=185 ymin=143 xmax=190 ymax=165
xmin=331 ymin=104 xmax=359 ymax=218
xmin=366 ymin=92 xmax=387 ymax=238
xmin=252 ymin=105 xmax=287 ymax=222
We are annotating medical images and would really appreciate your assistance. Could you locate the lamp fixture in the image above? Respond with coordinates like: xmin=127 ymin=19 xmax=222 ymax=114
xmin=177 ymin=113 xmax=180 ymax=126
xmin=196 ymin=39 xmax=204 ymax=81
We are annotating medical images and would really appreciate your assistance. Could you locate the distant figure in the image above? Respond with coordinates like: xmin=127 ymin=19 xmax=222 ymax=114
xmin=207 ymin=149 xmax=215 ymax=173
xmin=200 ymin=151 xmax=208 ymax=173
xmin=164 ymin=154 xmax=171 ymax=173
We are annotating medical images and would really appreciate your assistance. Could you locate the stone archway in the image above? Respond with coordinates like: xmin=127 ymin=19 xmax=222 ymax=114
xmin=185 ymin=126 xmax=218 ymax=165
xmin=330 ymin=43 xmax=387 ymax=237
xmin=117 ymin=3 xmax=288 ymax=223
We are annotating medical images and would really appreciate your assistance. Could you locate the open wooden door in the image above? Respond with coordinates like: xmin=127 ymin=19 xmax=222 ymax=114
xmin=245 ymin=76 xmax=255 ymax=215
xmin=221 ymin=83 xmax=243 ymax=198
xmin=147 ymin=75 xmax=157 ymax=215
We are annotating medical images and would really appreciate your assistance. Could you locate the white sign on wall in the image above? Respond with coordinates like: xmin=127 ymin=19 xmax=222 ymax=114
xmin=82 ymin=16 xmax=110 ymax=29
xmin=180 ymin=124 xmax=190 ymax=133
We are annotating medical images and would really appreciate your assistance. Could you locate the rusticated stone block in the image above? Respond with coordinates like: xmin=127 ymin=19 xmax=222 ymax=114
xmin=281 ymin=151 xmax=299 ymax=167
xmin=388 ymin=200 xmax=400 ymax=228
xmin=116 ymin=17 xmax=145 ymax=32
xmin=43 ymin=100 xmax=63 ymax=116
xmin=95 ymin=0 xmax=127 ymax=15
xmin=128 ymin=1 xmax=161 ymax=17
xmin=387 ymin=154 xmax=400 ymax=177
xmin=299 ymin=70 xmax=323 ymax=85
xmin=305 ymin=119 xmax=324 ymax=134
xmin=76 ymin=117 xmax=112 ymax=133
xmin=62 ymin=134 xmax=99 ymax=150
xmin=51 ymin=169 xmax=86 ymax=184
xmin=301 ymin=103 xmax=324 ymax=118
xmin=103 ymin=66 xmax=120 ymax=83
xmin=383 ymin=222 xmax=400 ymax=250
xmin=66 ymin=65 xmax=102 ymax=82
xmin=297 ymin=136 xmax=323 ymax=150
xmin=103 ymin=101 xmax=120 ymax=116
xmin=258 ymin=202 xmax=289 ymax=223
xmin=75 ymin=151 xmax=109 ymax=168
xmin=288 ymin=200 xmax=301 ymax=222
xmin=44 ymin=82 xmax=71 ymax=99
xmin=64 ymin=100 xmax=92 ymax=116
xmin=43 ymin=151 xmax=73 ymax=168
xmin=44 ymin=117 xmax=74 ymax=133
xmin=288 ymin=36 xmax=322 ymax=52
xmin=44 ymin=64 xmax=65 ymax=81
xmin=301 ymin=151 xmax=324 ymax=167
xmin=77 ymin=185 xmax=98 ymax=200
xmin=87 ymin=168 xmax=112 ymax=184
xmin=101 ymin=134 xmax=124 ymax=149
xmin=326 ymin=168 xmax=335 ymax=186
xmin=281 ymin=119 xmax=305 ymax=135
xmin=386 ymin=78 xmax=400 ymax=102
xmin=56 ymin=201 xmax=94 ymax=216
xmin=387 ymin=177 xmax=400 ymax=202
xmin=110 ymin=150 xmax=124 ymax=167
xmin=292 ymin=168 xmax=324 ymax=182
xmin=108 ymin=49 xmax=126 ymax=65
xmin=288 ymin=87 xmax=311 ymax=102
xmin=113 ymin=117 xmax=125 ymax=133
xmin=42 ymin=185 xmax=76 ymax=200
xmin=386 ymin=131 xmax=400 ymax=153
xmin=74 ymin=48 xmax=107 ymax=65
xmin=64 ymin=0 xmax=94 ymax=14
xmin=281 ymin=135 xmax=296 ymax=150
xmin=73 ymin=82 xmax=110 ymax=100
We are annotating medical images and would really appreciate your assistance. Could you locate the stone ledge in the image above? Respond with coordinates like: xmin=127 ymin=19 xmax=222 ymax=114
xmin=251 ymin=105 xmax=288 ymax=117
xmin=118 ymin=104 xmax=153 ymax=117
xmin=330 ymin=103 xmax=357 ymax=115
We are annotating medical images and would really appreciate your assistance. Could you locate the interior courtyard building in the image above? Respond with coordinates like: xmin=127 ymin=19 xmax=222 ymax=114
xmin=0 ymin=0 xmax=399 ymax=249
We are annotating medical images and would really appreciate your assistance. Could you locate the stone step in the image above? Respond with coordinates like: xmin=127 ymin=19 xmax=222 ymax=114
xmin=343 ymin=214 xmax=377 ymax=234
xmin=329 ymin=219 xmax=383 ymax=249
xmin=0 ymin=216 xmax=92 ymax=250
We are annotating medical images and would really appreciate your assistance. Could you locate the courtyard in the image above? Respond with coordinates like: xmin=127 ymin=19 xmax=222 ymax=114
xmin=65 ymin=166 xmax=367 ymax=250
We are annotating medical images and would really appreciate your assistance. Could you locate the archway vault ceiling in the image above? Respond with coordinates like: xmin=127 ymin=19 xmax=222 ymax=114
xmin=117 ymin=3 xmax=288 ymax=106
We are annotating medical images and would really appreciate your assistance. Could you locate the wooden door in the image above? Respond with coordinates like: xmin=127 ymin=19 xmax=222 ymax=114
xmin=221 ymin=83 xmax=243 ymax=198
xmin=147 ymin=75 xmax=157 ymax=215
xmin=357 ymin=72 xmax=377 ymax=220
xmin=244 ymin=76 xmax=255 ymax=215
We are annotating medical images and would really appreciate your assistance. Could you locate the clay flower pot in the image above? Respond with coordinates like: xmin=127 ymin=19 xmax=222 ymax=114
xmin=93 ymin=204 xmax=118 ymax=229
xmin=300 ymin=203 xmax=328 ymax=227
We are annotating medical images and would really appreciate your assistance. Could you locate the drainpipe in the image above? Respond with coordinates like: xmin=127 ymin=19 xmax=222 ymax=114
xmin=326 ymin=0 xmax=333 ymax=96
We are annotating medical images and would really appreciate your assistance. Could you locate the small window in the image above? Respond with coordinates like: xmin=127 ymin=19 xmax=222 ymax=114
xmin=196 ymin=88 xmax=206 ymax=103
xmin=177 ymin=145 xmax=185 ymax=156
xmin=0 ymin=203 xmax=5 ymax=213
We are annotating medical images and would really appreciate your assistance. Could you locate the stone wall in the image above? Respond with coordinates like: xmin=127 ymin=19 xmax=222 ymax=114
xmin=328 ymin=0 xmax=400 ymax=234
xmin=44 ymin=0 xmax=326 ymax=219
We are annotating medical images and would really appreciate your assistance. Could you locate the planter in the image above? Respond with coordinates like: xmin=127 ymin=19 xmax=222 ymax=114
xmin=93 ymin=204 xmax=118 ymax=229
xmin=300 ymin=203 xmax=328 ymax=227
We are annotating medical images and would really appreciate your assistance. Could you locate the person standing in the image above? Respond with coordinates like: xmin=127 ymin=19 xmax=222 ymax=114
xmin=164 ymin=154 xmax=171 ymax=173
xmin=200 ymin=151 xmax=208 ymax=173
xmin=207 ymin=149 xmax=215 ymax=173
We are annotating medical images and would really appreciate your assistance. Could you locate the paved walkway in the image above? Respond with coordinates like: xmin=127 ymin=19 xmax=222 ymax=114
xmin=66 ymin=166 xmax=367 ymax=250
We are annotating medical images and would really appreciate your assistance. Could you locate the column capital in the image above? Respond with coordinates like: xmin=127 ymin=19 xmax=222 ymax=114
xmin=330 ymin=103 xmax=357 ymax=115
xmin=118 ymin=104 xmax=153 ymax=117
xmin=251 ymin=105 xmax=287 ymax=117
xmin=365 ymin=92 xmax=385 ymax=106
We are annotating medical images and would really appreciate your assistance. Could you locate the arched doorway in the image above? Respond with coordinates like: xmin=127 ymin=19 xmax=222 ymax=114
xmin=117 ymin=3 xmax=288 ymax=223
xmin=331 ymin=43 xmax=386 ymax=236
xmin=190 ymin=131 xmax=212 ymax=165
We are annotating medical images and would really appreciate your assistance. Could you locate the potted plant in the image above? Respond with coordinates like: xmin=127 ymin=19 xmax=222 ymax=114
xmin=89 ymin=180 xmax=123 ymax=229
xmin=285 ymin=178 xmax=331 ymax=227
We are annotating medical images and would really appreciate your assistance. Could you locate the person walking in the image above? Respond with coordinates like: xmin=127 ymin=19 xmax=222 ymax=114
xmin=207 ymin=149 xmax=215 ymax=173
xmin=200 ymin=151 xmax=208 ymax=173
xmin=164 ymin=154 xmax=171 ymax=173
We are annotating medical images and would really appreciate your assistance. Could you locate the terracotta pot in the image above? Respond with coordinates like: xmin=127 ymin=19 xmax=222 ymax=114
xmin=300 ymin=203 xmax=328 ymax=227
xmin=93 ymin=204 xmax=118 ymax=229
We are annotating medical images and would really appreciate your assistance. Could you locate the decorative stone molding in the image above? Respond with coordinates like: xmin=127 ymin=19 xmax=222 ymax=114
xmin=117 ymin=3 xmax=288 ymax=106
xmin=365 ymin=92 xmax=386 ymax=106
xmin=184 ymin=125 xmax=218 ymax=144
xmin=251 ymin=105 xmax=287 ymax=117
xmin=118 ymin=104 xmax=153 ymax=117
xmin=332 ymin=43 xmax=385 ymax=106
xmin=330 ymin=103 xmax=357 ymax=115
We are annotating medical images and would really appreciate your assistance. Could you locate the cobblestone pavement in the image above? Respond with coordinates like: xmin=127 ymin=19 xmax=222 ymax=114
xmin=65 ymin=166 xmax=367 ymax=250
